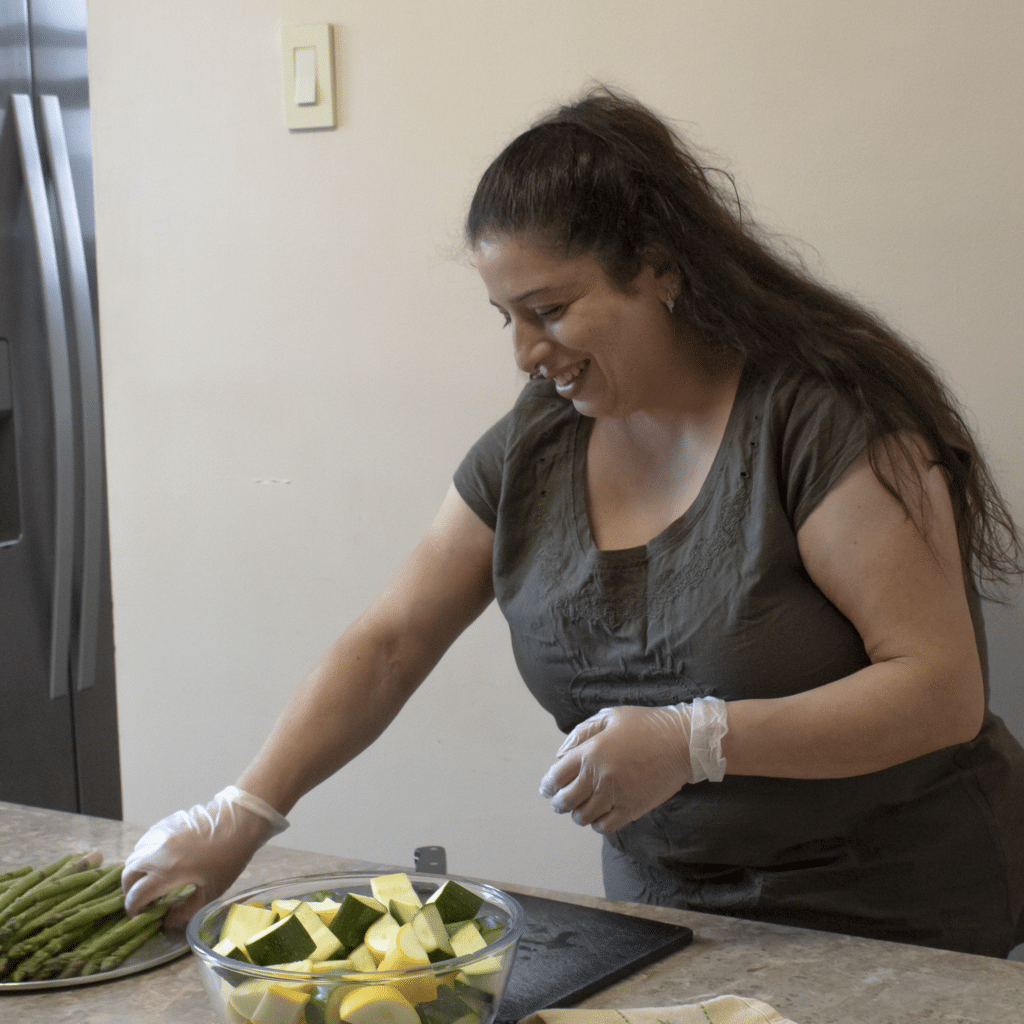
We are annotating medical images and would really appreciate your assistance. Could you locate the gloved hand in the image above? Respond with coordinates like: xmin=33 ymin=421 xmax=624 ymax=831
xmin=122 ymin=786 xmax=289 ymax=929
xmin=539 ymin=697 xmax=728 ymax=835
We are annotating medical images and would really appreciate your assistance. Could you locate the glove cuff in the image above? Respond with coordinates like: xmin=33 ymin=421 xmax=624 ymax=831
xmin=220 ymin=786 xmax=290 ymax=836
xmin=687 ymin=696 xmax=728 ymax=783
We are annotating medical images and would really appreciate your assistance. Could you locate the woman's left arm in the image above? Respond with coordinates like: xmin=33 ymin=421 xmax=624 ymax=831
xmin=722 ymin=442 xmax=985 ymax=778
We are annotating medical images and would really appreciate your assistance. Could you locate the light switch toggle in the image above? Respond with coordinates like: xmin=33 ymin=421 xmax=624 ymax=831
xmin=293 ymin=46 xmax=317 ymax=106
xmin=281 ymin=24 xmax=337 ymax=130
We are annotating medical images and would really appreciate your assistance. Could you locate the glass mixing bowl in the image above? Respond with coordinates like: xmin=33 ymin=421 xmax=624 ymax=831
xmin=186 ymin=871 xmax=525 ymax=1024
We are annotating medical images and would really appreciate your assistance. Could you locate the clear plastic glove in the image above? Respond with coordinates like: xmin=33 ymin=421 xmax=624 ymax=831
xmin=122 ymin=786 xmax=288 ymax=929
xmin=539 ymin=698 xmax=727 ymax=835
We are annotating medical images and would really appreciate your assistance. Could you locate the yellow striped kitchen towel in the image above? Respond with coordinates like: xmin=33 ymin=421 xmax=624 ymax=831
xmin=518 ymin=993 xmax=797 ymax=1024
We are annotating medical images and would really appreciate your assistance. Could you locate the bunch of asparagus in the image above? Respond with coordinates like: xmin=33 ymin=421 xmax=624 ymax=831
xmin=0 ymin=852 xmax=176 ymax=983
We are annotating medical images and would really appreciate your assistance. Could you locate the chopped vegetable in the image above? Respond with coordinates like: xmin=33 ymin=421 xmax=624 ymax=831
xmin=370 ymin=873 xmax=422 ymax=911
xmin=425 ymin=880 xmax=483 ymax=924
xmin=220 ymin=901 xmax=277 ymax=947
xmin=249 ymin=982 xmax=311 ymax=1024
xmin=378 ymin=923 xmax=436 ymax=1003
xmin=338 ymin=983 xmax=418 ymax=1024
xmin=326 ymin=892 xmax=386 ymax=950
xmin=364 ymin=912 xmax=401 ymax=964
xmin=288 ymin=902 xmax=343 ymax=962
xmin=245 ymin=913 xmax=318 ymax=966
xmin=412 ymin=903 xmax=456 ymax=963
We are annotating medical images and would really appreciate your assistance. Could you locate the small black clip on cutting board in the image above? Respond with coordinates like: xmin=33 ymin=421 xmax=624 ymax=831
xmin=494 ymin=891 xmax=694 ymax=1024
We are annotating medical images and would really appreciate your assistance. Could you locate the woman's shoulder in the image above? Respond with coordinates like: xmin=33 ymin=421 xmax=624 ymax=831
xmin=745 ymin=364 xmax=870 ymax=529
xmin=757 ymin=363 xmax=855 ymax=412
xmin=453 ymin=377 xmax=577 ymax=528
xmin=744 ymin=364 xmax=865 ymax=443
xmin=505 ymin=376 xmax=578 ymax=442
xmin=464 ymin=376 xmax=571 ymax=453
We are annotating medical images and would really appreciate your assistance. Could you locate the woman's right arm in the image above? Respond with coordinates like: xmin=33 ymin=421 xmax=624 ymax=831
xmin=237 ymin=482 xmax=496 ymax=814
xmin=122 ymin=484 xmax=495 ymax=922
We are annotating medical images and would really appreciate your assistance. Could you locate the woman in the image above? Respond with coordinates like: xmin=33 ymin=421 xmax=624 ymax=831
xmin=123 ymin=89 xmax=1024 ymax=957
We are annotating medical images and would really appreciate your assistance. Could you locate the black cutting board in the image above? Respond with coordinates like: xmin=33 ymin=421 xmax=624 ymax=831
xmin=493 ymin=892 xmax=694 ymax=1023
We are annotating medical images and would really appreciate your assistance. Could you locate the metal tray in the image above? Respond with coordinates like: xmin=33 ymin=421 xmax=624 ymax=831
xmin=0 ymin=929 xmax=190 ymax=992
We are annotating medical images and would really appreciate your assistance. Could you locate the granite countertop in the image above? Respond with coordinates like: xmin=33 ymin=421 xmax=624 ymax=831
xmin=1 ymin=801 xmax=1021 ymax=1023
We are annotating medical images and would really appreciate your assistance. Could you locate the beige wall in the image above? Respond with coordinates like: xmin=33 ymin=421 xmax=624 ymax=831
xmin=88 ymin=1 xmax=1023 ymax=897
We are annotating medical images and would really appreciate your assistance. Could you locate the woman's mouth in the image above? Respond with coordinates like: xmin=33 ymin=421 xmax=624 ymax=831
xmin=551 ymin=360 xmax=590 ymax=394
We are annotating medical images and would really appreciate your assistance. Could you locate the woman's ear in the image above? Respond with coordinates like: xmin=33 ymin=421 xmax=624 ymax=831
xmin=661 ymin=272 xmax=681 ymax=312
xmin=656 ymin=265 xmax=681 ymax=312
xmin=642 ymin=246 xmax=681 ymax=305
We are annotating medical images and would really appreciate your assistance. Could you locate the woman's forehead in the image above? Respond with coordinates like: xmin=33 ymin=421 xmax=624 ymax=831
xmin=474 ymin=236 xmax=602 ymax=284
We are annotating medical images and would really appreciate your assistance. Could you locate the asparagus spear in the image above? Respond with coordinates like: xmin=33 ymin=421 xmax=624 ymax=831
xmin=0 ymin=894 xmax=68 ymax=951
xmin=80 ymin=920 xmax=160 ymax=978
xmin=5 ymin=890 xmax=126 ymax=960
xmin=95 ymin=917 xmax=163 ymax=975
xmin=52 ymin=884 xmax=192 ymax=980
xmin=82 ymin=903 xmax=166 ymax=957
xmin=3 ymin=887 xmax=123 ymax=953
xmin=2 ymin=903 xmax=156 ymax=982
xmin=16 ymin=866 xmax=105 ymax=906
xmin=0 ymin=852 xmax=100 ymax=926
xmin=0 ymin=853 xmax=82 ymax=925
xmin=0 ymin=867 xmax=33 ymax=886
xmin=33 ymin=863 xmax=123 ymax=927
xmin=56 ymin=908 xmax=162 ymax=978
xmin=0 ymin=862 xmax=190 ymax=983
xmin=6 ymin=923 xmax=93 ymax=983
xmin=0 ymin=870 xmax=104 ymax=944
xmin=47 ymin=914 xmax=127 ymax=978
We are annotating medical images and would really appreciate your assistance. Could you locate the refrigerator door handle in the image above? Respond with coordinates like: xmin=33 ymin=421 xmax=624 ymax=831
xmin=8 ymin=94 xmax=76 ymax=700
xmin=39 ymin=94 xmax=104 ymax=693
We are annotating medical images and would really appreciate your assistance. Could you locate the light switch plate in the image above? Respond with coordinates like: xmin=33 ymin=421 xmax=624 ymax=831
xmin=281 ymin=23 xmax=336 ymax=130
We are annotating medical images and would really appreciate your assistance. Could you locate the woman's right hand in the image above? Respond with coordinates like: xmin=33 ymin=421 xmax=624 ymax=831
xmin=121 ymin=786 xmax=288 ymax=929
xmin=122 ymin=485 xmax=494 ymax=931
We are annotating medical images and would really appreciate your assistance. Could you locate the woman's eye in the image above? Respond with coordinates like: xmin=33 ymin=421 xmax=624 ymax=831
xmin=537 ymin=305 xmax=564 ymax=320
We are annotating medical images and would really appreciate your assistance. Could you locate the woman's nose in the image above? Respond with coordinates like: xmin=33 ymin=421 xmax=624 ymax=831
xmin=512 ymin=319 xmax=551 ymax=376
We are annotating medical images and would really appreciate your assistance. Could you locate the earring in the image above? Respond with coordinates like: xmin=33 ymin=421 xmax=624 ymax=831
xmin=664 ymin=297 xmax=675 ymax=313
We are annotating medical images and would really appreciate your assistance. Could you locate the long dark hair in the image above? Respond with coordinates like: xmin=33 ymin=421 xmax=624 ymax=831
xmin=465 ymin=87 xmax=1021 ymax=594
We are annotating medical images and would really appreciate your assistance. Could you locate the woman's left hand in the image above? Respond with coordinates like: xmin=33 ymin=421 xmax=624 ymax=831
xmin=539 ymin=705 xmax=692 ymax=833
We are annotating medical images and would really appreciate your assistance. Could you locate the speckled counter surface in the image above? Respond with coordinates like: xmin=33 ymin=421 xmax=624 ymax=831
xmin=1 ymin=800 xmax=1020 ymax=1023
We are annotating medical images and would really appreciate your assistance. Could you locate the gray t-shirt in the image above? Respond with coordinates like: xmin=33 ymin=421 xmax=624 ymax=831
xmin=454 ymin=366 xmax=1024 ymax=954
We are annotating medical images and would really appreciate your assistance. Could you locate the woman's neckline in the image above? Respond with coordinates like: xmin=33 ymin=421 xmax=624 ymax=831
xmin=570 ymin=362 xmax=751 ymax=558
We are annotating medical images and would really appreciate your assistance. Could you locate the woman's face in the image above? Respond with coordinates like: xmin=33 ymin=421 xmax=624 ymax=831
xmin=474 ymin=235 xmax=684 ymax=420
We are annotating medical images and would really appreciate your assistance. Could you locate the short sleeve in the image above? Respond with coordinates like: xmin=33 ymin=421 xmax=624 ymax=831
xmin=773 ymin=375 xmax=871 ymax=532
xmin=453 ymin=409 xmax=512 ymax=531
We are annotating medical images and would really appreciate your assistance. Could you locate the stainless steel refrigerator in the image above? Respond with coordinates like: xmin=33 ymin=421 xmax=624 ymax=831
xmin=0 ymin=0 xmax=121 ymax=817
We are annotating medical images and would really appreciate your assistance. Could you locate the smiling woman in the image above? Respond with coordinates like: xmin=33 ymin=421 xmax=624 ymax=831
xmin=121 ymin=88 xmax=1024 ymax=960
xmin=454 ymin=87 xmax=1024 ymax=954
